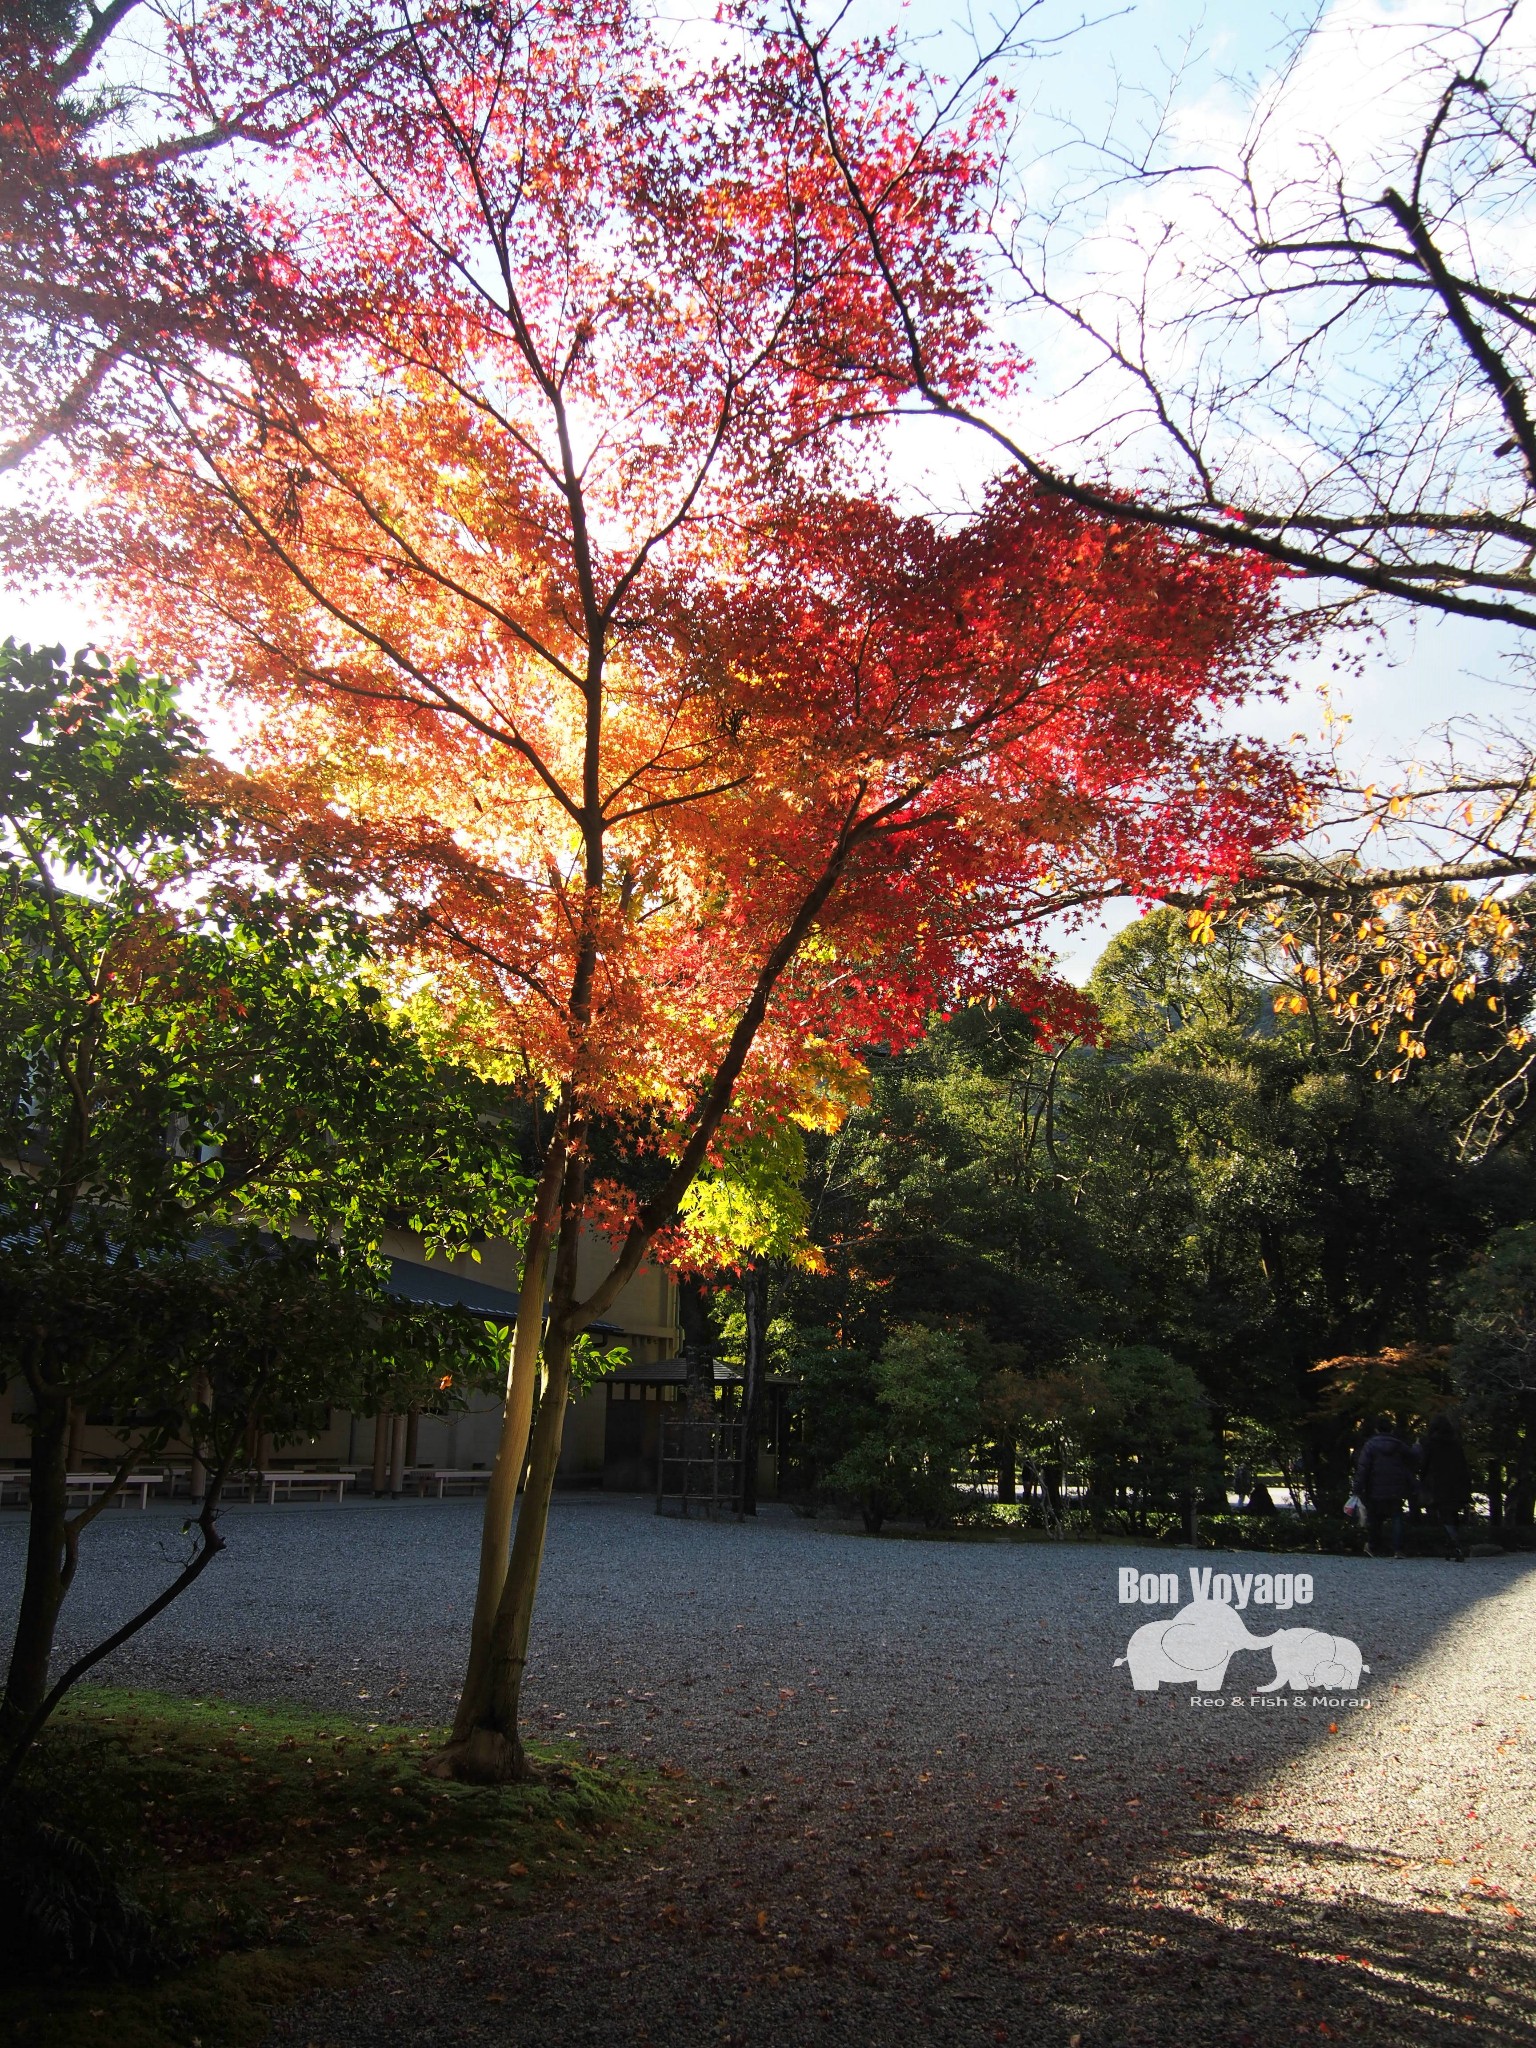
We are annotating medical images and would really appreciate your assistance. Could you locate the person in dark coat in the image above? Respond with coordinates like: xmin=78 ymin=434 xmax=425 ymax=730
xmin=1353 ymin=1415 xmax=1419 ymax=1558
xmin=1417 ymin=1411 xmax=1472 ymax=1561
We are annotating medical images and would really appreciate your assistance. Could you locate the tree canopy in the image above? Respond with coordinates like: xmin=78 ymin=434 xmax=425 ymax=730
xmin=10 ymin=0 xmax=1318 ymax=1780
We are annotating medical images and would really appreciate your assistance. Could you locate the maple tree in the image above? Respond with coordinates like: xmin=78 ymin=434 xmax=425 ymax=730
xmin=64 ymin=0 xmax=1311 ymax=1781
xmin=0 ymin=0 xmax=383 ymax=476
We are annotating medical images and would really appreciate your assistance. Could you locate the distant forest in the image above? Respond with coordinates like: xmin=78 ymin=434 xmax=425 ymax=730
xmin=730 ymin=907 xmax=1536 ymax=1545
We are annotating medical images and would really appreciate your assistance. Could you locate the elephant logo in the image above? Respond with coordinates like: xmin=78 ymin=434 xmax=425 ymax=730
xmin=1116 ymin=1598 xmax=1274 ymax=1691
xmin=1252 ymin=1628 xmax=1369 ymax=1692
xmin=1115 ymin=1599 xmax=1369 ymax=1693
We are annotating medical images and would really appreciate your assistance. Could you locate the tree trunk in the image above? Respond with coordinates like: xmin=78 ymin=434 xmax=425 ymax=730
xmin=996 ymin=1437 xmax=1016 ymax=1505
xmin=678 ymin=1276 xmax=714 ymax=1416
xmin=404 ymin=1405 xmax=421 ymax=1472
xmin=739 ymin=1263 xmax=768 ymax=1515
xmin=436 ymin=1169 xmax=584 ymax=1783
xmin=1 ymin=1392 xmax=70 ymax=1740
xmin=479 ymin=1332 xmax=575 ymax=1775
xmin=449 ymin=1140 xmax=566 ymax=1748
xmin=371 ymin=1410 xmax=390 ymax=1495
xmin=188 ymin=1370 xmax=212 ymax=1502
xmin=1 ymin=1475 xmax=229 ymax=1799
xmin=389 ymin=1411 xmax=407 ymax=1495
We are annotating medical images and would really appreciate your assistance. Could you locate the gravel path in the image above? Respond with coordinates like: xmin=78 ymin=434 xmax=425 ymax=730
xmin=4 ymin=1496 xmax=1534 ymax=2045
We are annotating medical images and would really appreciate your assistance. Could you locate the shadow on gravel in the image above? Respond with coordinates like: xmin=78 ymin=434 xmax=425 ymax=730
xmin=262 ymin=1712 xmax=1536 ymax=2048
xmin=1057 ymin=1846 xmax=1536 ymax=2048
xmin=264 ymin=1820 xmax=1533 ymax=2048
xmin=7 ymin=1505 xmax=1532 ymax=2047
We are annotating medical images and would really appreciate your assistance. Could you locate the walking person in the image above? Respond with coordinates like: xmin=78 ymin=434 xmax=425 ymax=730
xmin=1353 ymin=1415 xmax=1419 ymax=1559
xmin=1418 ymin=1411 xmax=1472 ymax=1561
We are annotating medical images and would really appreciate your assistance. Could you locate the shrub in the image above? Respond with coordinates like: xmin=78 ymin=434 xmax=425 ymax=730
xmin=0 ymin=1811 xmax=166 ymax=1983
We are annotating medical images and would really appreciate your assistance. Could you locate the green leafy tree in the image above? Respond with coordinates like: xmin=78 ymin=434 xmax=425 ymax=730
xmin=782 ymin=905 xmax=1536 ymax=1528
xmin=1072 ymin=1346 xmax=1215 ymax=1532
xmin=680 ymin=1126 xmax=817 ymax=1511
xmin=0 ymin=642 xmax=528 ymax=1768
xmin=795 ymin=1323 xmax=980 ymax=1532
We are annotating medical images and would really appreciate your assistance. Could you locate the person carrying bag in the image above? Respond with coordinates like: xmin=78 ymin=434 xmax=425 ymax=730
xmin=1353 ymin=1416 xmax=1420 ymax=1559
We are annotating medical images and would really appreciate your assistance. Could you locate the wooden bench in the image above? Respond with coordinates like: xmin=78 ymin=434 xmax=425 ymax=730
xmin=259 ymin=1470 xmax=353 ymax=1505
xmin=213 ymin=1469 xmax=268 ymax=1503
xmin=65 ymin=1472 xmax=164 ymax=1509
xmin=409 ymin=1469 xmax=492 ymax=1498
xmin=0 ymin=1470 xmax=30 ymax=1506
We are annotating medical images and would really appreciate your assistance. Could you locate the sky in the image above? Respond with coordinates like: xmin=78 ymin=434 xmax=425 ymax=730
xmin=4 ymin=0 xmax=1527 ymax=977
xmin=863 ymin=0 xmax=1530 ymax=757
xmin=865 ymin=0 xmax=1534 ymax=968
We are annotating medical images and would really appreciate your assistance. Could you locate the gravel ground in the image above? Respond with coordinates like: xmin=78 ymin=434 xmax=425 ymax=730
xmin=4 ymin=1495 xmax=1534 ymax=2046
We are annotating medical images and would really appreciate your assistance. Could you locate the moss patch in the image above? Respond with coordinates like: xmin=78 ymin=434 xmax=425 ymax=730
xmin=2 ymin=1686 xmax=690 ymax=2048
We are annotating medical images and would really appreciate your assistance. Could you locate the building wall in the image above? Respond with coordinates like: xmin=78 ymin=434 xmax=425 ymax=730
xmin=375 ymin=1223 xmax=676 ymax=1358
xmin=0 ymin=1227 xmax=677 ymax=1476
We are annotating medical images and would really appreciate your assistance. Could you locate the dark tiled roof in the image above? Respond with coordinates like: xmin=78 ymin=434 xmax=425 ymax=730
xmin=606 ymin=1356 xmax=742 ymax=1384
xmin=386 ymin=1257 xmax=622 ymax=1334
